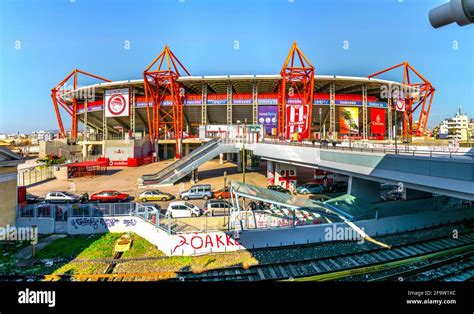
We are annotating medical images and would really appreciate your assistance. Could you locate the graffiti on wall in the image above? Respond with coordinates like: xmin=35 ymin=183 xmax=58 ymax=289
xmin=70 ymin=217 xmax=137 ymax=230
xmin=171 ymin=233 xmax=241 ymax=254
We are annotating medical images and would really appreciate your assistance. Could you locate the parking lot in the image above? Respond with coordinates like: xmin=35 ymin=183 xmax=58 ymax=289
xmin=25 ymin=158 xmax=322 ymax=228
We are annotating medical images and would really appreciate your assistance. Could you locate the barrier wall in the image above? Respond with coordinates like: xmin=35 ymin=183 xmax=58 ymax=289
xmin=16 ymin=218 xmax=55 ymax=234
xmin=61 ymin=206 xmax=474 ymax=256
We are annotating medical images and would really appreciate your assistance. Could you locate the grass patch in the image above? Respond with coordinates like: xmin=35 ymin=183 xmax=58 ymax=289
xmin=2 ymin=232 xmax=260 ymax=277
xmin=37 ymin=233 xmax=121 ymax=260
xmin=121 ymin=235 xmax=165 ymax=259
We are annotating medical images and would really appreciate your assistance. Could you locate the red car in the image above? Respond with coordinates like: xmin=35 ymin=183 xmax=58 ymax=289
xmin=90 ymin=190 xmax=129 ymax=203
xmin=213 ymin=187 xmax=231 ymax=199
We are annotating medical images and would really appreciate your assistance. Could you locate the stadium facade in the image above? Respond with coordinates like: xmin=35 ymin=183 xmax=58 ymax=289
xmin=50 ymin=43 xmax=435 ymax=162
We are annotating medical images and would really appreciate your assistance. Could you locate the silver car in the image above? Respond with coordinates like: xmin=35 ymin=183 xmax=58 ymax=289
xmin=45 ymin=191 xmax=80 ymax=203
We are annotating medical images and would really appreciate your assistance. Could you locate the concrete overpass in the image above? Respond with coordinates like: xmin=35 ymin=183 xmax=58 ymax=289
xmin=251 ymin=141 xmax=474 ymax=201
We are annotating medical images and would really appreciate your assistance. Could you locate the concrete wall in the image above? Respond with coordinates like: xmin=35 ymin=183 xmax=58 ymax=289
xmin=254 ymin=143 xmax=321 ymax=164
xmin=238 ymin=207 xmax=474 ymax=249
xmin=0 ymin=166 xmax=18 ymax=228
xmin=16 ymin=218 xmax=55 ymax=234
xmin=39 ymin=141 xmax=82 ymax=161
xmin=53 ymin=165 xmax=68 ymax=180
xmin=67 ymin=216 xmax=241 ymax=256
xmin=348 ymin=176 xmax=380 ymax=203
xmin=61 ymin=206 xmax=474 ymax=256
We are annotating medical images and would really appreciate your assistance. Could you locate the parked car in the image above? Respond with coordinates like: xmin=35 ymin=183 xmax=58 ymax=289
xmin=166 ymin=201 xmax=202 ymax=218
xmin=138 ymin=190 xmax=174 ymax=202
xmin=26 ymin=192 xmax=44 ymax=204
xmin=45 ymin=191 xmax=81 ymax=203
xmin=203 ymin=199 xmax=233 ymax=216
xmin=180 ymin=184 xmax=213 ymax=201
xmin=326 ymin=181 xmax=348 ymax=193
xmin=213 ymin=186 xmax=231 ymax=200
xmin=136 ymin=203 xmax=161 ymax=217
xmin=296 ymin=183 xmax=324 ymax=195
xmin=90 ymin=190 xmax=129 ymax=203
xmin=267 ymin=185 xmax=291 ymax=194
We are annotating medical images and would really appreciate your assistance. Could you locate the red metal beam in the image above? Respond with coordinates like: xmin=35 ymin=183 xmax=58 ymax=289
xmin=368 ymin=62 xmax=435 ymax=137
xmin=143 ymin=45 xmax=190 ymax=159
xmin=51 ymin=69 xmax=110 ymax=139
xmin=278 ymin=42 xmax=315 ymax=140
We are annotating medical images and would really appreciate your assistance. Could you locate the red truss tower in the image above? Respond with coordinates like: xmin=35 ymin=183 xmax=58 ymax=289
xmin=51 ymin=69 xmax=111 ymax=139
xmin=368 ymin=62 xmax=435 ymax=138
xmin=278 ymin=42 xmax=315 ymax=140
xmin=143 ymin=45 xmax=190 ymax=159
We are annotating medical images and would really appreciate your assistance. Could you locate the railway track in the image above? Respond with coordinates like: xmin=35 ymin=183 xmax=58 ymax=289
xmin=366 ymin=251 xmax=474 ymax=282
xmin=180 ymin=232 xmax=474 ymax=282
xmin=3 ymin=230 xmax=473 ymax=282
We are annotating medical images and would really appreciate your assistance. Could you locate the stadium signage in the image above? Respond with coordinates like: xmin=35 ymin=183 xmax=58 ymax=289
xmin=339 ymin=107 xmax=359 ymax=134
xmin=370 ymin=108 xmax=386 ymax=135
xmin=258 ymin=106 xmax=277 ymax=134
xmin=286 ymin=104 xmax=310 ymax=139
xmin=105 ymin=88 xmax=130 ymax=117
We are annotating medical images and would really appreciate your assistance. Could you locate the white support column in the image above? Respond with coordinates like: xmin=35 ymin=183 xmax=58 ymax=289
xmin=130 ymin=87 xmax=136 ymax=136
xmin=266 ymin=160 xmax=275 ymax=185
xmin=387 ymin=97 xmax=393 ymax=140
xmin=84 ymin=99 xmax=88 ymax=140
xmin=201 ymin=83 xmax=207 ymax=126
xmin=329 ymin=82 xmax=336 ymax=140
xmin=103 ymin=101 xmax=108 ymax=141
xmin=362 ymin=85 xmax=368 ymax=140
xmin=163 ymin=144 xmax=168 ymax=159
xmin=252 ymin=82 xmax=258 ymax=125
xmin=227 ymin=82 xmax=232 ymax=125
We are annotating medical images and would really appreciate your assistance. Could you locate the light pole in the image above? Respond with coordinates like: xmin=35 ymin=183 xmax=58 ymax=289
xmin=223 ymin=171 xmax=228 ymax=229
xmin=319 ymin=107 xmax=322 ymax=140
xmin=242 ymin=118 xmax=247 ymax=183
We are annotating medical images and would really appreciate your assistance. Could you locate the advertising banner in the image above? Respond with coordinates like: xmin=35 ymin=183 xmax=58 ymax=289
xmin=285 ymin=104 xmax=310 ymax=139
xmin=339 ymin=107 xmax=359 ymax=134
xmin=105 ymin=89 xmax=130 ymax=118
xmin=258 ymin=106 xmax=277 ymax=135
xmin=370 ymin=108 xmax=386 ymax=135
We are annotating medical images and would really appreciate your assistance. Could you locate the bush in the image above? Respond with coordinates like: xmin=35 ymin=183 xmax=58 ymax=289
xmin=36 ymin=155 xmax=67 ymax=166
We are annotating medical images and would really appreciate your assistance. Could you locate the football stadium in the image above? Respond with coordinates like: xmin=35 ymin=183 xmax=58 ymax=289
xmin=50 ymin=43 xmax=434 ymax=162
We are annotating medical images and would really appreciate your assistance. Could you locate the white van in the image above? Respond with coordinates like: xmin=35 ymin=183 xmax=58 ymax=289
xmin=166 ymin=201 xmax=202 ymax=218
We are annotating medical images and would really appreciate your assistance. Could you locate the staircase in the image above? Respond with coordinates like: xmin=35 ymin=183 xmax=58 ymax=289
xmin=142 ymin=138 xmax=239 ymax=186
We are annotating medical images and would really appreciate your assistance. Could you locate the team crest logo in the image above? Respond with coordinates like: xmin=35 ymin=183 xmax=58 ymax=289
xmin=107 ymin=94 xmax=127 ymax=115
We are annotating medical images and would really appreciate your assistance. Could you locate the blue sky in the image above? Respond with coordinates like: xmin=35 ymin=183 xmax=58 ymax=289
xmin=0 ymin=0 xmax=472 ymax=133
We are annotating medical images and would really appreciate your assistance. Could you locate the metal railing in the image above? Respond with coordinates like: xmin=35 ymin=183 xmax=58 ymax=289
xmin=17 ymin=166 xmax=55 ymax=186
xmin=17 ymin=202 xmax=136 ymax=219
xmin=131 ymin=204 xmax=201 ymax=234
xmin=261 ymin=138 xmax=474 ymax=159
xmin=16 ymin=202 xmax=203 ymax=235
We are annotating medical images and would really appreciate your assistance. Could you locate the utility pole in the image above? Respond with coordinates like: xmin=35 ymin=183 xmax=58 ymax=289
xmin=319 ymin=107 xmax=322 ymax=140
xmin=223 ymin=171 xmax=228 ymax=229
xmin=242 ymin=118 xmax=247 ymax=183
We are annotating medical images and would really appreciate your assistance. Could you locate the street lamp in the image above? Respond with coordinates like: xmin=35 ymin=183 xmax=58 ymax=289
xmin=242 ymin=118 xmax=247 ymax=183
